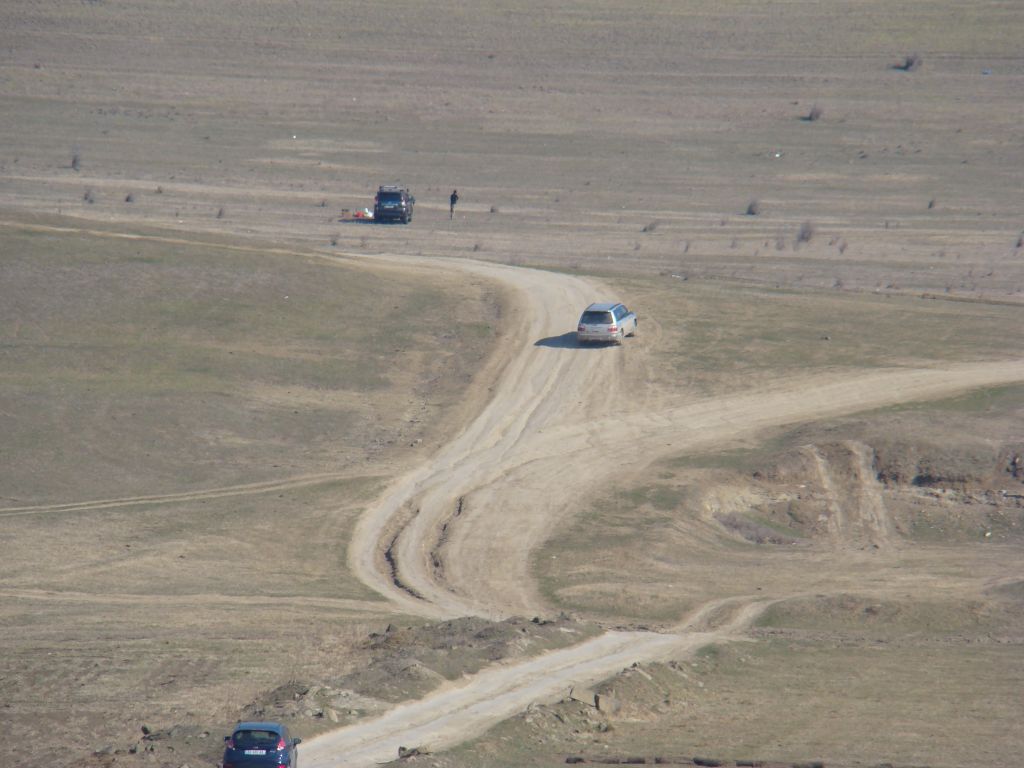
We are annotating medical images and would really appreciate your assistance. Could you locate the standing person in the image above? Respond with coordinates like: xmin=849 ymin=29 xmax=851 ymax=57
xmin=449 ymin=189 xmax=459 ymax=220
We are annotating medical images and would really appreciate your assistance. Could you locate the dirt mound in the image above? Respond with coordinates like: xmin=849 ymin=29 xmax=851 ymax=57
xmin=339 ymin=615 xmax=598 ymax=703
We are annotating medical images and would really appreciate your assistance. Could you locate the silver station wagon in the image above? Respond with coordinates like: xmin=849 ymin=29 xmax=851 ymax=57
xmin=576 ymin=302 xmax=638 ymax=345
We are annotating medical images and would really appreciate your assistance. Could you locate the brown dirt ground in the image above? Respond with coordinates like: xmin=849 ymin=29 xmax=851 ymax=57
xmin=2 ymin=2 xmax=1024 ymax=768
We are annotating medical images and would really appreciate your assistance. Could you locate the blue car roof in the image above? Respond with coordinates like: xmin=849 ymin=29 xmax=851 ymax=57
xmin=234 ymin=721 xmax=286 ymax=733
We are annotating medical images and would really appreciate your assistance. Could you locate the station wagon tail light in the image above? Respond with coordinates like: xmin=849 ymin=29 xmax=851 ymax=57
xmin=608 ymin=325 xmax=617 ymax=333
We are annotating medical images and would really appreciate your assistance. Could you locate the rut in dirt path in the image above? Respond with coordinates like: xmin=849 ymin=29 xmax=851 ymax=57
xmin=0 ymin=471 xmax=365 ymax=518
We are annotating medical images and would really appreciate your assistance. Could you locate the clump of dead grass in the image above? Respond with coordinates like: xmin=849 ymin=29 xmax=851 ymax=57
xmin=893 ymin=53 xmax=922 ymax=72
xmin=796 ymin=221 xmax=815 ymax=245
xmin=715 ymin=512 xmax=798 ymax=545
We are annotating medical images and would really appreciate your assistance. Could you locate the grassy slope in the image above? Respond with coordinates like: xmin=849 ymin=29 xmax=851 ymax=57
xmin=0 ymin=217 xmax=500 ymax=766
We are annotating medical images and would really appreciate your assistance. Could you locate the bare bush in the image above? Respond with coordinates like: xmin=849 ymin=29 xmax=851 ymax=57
xmin=928 ymin=198 xmax=936 ymax=210
xmin=83 ymin=188 xmax=95 ymax=204
xmin=70 ymin=149 xmax=81 ymax=172
xmin=893 ymin=53 xmax=921 ymax=72
xmin=216 ymin=207 xmax=225 ymax=219
xmin=804 ymin=104 xmax=824 ymax=122
xmin=745 ymin=200 xmax=761 ymax=216
xmin=796 ymin=221 xmax=815 ymax=245
xmin=642 ymin=220 xmax=659 ymax=233
xmin=124 ymin=193 xmax=133 ymax=203
xmin=489 ymin=205 xmax=499 ymax=214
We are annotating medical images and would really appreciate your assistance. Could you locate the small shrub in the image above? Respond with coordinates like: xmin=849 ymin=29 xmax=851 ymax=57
xmin=1016 ymin=233 xmax=1023 ymax=249
xmin=472 ymin=243 xmax=482 ymax=252
xmin=216 ymin=207 xmax=225 ymax=219
xmin=927 ymin=198 xmax=936 ymax=209
xmin=155 ymin=186 xmax=163 ymax=194
xmin=83 ymin=188 xmax=95 ymax=204
xmin=893 ymin=53 xmax=921 ymax=72
xmin=70 ymin=149 xmax=81 ymax=172
xmin=489 ymin=205 xmax=499 ymax=214
xmin=745 ymin=200 xmax=761 ymax=216
xmin=796 ymin=221 xmax=815 ymax=245
xmin=125 ymin=193 xmax=133 ymax=203
xmin=642 ymin=220 xmax=659 ymax=233
xmin=804 ymin=104 xmax=824 ymax=122
xmin=329 ymin=234 xmax=339 ymax=247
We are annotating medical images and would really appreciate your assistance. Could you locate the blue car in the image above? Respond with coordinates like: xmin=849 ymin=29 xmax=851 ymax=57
xmin=222 ymin=722 xmax=301 ymax=768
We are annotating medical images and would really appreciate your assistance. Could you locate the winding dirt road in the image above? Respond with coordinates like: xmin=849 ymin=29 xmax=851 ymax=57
xmin=304 ymin=255 xmax=1024 ymax=767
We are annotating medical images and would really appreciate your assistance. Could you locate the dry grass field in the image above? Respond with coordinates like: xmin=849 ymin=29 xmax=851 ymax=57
xmin=2 ymin=2 xmax=1023 ymax=767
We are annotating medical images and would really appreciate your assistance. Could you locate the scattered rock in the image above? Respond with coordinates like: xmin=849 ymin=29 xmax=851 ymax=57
xmin=595 ymin=692 xmax=621 ymax=714
xmin=569 ymin=686 xmax=598 ymax=708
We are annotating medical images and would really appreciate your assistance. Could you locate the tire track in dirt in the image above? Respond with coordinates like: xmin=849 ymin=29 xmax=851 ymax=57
xmin=0 ymin=472 xmax=371 ymax=518
xmin=0 ymin=588 xmax=389 ymax=613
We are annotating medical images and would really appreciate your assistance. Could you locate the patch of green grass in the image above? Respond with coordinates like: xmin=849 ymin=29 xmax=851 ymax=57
xmin=0 ymin=219 xmax=495 ymax=503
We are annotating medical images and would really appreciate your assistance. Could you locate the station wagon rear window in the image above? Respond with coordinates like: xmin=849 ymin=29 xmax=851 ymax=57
xmin=233 ymin=730 xmax=281 ymax=748
xmin=581 ymin=311 xmax=614 ymax=324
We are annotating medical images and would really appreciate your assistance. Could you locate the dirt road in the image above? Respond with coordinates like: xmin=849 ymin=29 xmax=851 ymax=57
xmin=305 ymin=255 xmax=1024 ymax=766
